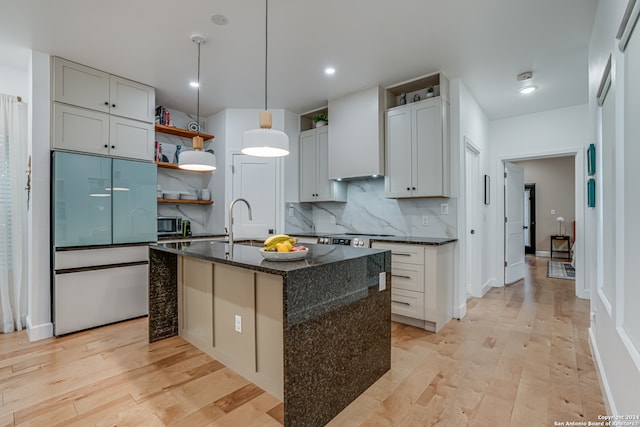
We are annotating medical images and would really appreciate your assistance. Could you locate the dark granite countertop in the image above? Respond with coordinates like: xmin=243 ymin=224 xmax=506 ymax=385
xmin=150 ymin=240 xmax=386 ymax=276
xmin=369 ymin=236 xmax=457 ymax=245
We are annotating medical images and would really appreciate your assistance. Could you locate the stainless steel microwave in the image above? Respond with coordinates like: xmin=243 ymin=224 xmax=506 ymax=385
xmin=157 ymin=216 xmax=183 ymax=236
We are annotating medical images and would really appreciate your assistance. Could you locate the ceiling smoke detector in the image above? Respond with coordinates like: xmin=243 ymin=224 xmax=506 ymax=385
xmin=517 ymin=71 xmax=533 ymax=81
xmin=211 ymin=13 xmax=228 ymax=25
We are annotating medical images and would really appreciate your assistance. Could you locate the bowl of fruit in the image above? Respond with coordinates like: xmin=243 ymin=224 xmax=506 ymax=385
xmin=260 ymin=234 xmax=309 ymax=261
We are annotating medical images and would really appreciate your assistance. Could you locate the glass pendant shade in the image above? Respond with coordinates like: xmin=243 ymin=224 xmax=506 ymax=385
xmin=242 ymin=128 xmax=289 ymax=157
xmin=179 ymin=150 xmax=216 ymax=171
xmin=179 ymin=134 xmax=216 ymax=171
xmin=241 ymin=110 xmax=289 ymax=157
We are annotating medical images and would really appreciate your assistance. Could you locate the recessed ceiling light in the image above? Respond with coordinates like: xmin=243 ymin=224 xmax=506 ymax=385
xmin=211 ymin=13 xmax=228 ymax=25
xmin=325 ymin=67 xmax=336 ymax=75
xmin=189 ymin=81 xmax=199 ymax=88
xmin=519 ymin=85 xmax=537 ymax=95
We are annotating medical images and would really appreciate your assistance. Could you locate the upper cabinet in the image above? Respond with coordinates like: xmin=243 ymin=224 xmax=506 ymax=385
xmin=327 ymin=86 xmax=385 ymax=180
xmin=54 ymin=57 xmax=155 ymax=123
xmin=299 ymin=126 xmax=347 ymax=202
xmin=384 ymin=72 xmax=450 ymax=198
xmin=52 ymin=57 xmax=155 ymax=161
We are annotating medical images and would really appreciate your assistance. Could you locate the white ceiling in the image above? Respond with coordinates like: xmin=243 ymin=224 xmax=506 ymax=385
xmin=0 ymin=0 xmax=598 ymax=120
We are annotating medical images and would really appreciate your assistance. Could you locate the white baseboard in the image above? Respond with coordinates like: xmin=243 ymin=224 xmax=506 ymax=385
xmin=536 ymin=250 xmax=551 ymax=257
xmin=455 ymin=302 xmax=467 ymax=320
xmin=26 ymin=316 xmax=53 ymax=342
xmin=481 ymin=278 xmax=496 ymax=295
xmin=589 ymin=326 xmax=616 ymax=415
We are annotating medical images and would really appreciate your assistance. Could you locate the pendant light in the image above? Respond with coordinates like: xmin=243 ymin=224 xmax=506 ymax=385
xmin=179 ymin=35 xmax=217 ymax=171
xmin=241 ymin=0 xmax=289 ymax=157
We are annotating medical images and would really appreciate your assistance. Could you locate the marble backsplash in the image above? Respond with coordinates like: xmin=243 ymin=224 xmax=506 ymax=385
xmin=285 ymin=178 xmax=457 ymax=238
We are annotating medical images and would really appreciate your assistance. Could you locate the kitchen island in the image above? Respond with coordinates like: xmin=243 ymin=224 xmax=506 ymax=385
xmin=148 ymin=240 xmax=391 ymax=427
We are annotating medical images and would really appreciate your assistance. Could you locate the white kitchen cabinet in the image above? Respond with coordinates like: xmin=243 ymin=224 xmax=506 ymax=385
xmin=110 ymin=116 xmax=154 ymax=160
xmin=299 ymin=126 xmax=346 ymax=202
xmin=54 ymin=57 xmax=155 ymax=123
xmin=53 ymin=104 xmax=154 ymax=160
xmin=385 ymin=97 xmax=450 ymax=198
xmin=371 ymin=241 xmax=454 ymax=332
xmin=327 ymin=85 xmax=385 ymax=179
xmin=53 ymin=103 xmax=110 ymax=155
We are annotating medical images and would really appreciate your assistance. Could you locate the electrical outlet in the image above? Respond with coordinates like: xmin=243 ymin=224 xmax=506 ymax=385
xmin=440 ymin=203 xmax=449 ymax=215
xmin=421 ymin=215 xmax=430 ymax=226
xmin=288 ymin=206 xmax=294 ymax=217
xmin=551 ymin=209 xmax=556 ymax=215
xmin=379 ymin=272 xmax=386 ymax=291
xmin=234 ymin=315 xmax=242 ymax=333
xmin=329 ymin=215 xmax=336 ymax=224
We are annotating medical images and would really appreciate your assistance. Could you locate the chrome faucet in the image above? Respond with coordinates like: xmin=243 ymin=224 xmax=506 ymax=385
xmin=228 ymin=198 xmax=253 ymax=256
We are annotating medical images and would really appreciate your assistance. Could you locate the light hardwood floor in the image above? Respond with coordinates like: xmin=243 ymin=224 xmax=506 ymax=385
xmin=0 ymin=256 xmax=605 ymax=426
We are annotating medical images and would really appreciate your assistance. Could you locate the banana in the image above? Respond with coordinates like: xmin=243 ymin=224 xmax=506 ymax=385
xmin=264 ymin=234 xmax=296 ymax=250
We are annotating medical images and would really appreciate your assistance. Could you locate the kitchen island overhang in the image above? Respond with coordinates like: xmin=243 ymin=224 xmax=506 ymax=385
xmin=148 ymin=240 xmax=391 ymax=427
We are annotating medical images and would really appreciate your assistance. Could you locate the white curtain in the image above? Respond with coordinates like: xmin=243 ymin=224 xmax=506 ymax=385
xmin=0 ymin=94 xmax=28 ymax=333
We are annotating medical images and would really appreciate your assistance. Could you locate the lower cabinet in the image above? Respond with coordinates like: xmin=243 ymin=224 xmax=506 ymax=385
xmin=177 ymin=256 xmax=284 ymax=400
xmin=371 ymin=241 xmax=454 ymax=332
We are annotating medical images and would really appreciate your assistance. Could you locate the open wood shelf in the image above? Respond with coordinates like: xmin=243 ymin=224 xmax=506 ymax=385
xmin=154 ymin=161 xmax=212 ymax=173
xmin=155 ymin=124 xmax=214 ymax=141
xmin=157 ymin=198 xmax=214 ymax=205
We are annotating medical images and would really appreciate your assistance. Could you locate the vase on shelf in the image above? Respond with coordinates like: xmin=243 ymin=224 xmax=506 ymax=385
xmin=315 ymin=120 xmax=326 ymax=128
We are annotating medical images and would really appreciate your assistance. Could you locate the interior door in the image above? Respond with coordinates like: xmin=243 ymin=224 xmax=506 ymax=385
xmin=231 ymin=154 xmax=276 ymax=238
xmin=465 ymin=143 xmax=481 ymax=297
xmin=504 ymin=162 xmax=525 ymax=284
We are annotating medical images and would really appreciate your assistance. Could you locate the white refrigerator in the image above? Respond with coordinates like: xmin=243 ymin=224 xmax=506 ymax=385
xmin=52 ymin=151 xmax=157 ymax=335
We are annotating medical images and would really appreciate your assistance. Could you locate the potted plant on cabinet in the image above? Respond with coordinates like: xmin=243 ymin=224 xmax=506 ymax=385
xmin=426 ymin=86 xmax=435 ymax=98
xmin=313 ymin=113 xmax=328 ymax=128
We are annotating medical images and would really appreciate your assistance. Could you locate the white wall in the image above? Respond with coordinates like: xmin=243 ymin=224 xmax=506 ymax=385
xmin=451 ymin=79 xmax=491 ymax=318
xmin=0 ymin=64 xmax=27 ymax=100
xmin=206 ymin=109 xmax=227 ymax=234
xmin=26 ymin=51 xmax=52 ymax=340
xmin=587 ymin=0 xmax=640 ymax=416
xmin=490 ymin=104 xmax=589 ymax=298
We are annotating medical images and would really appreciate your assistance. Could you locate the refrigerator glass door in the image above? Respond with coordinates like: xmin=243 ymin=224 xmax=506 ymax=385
xmin=53 ymin=152 xmax=112 ymax=247
xmin=112 ymin=158 xmax=157 ymax=244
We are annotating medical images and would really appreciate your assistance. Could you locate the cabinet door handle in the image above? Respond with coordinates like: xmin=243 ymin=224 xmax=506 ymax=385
xmin=392 ymin=274 xmax=411 ymax=279
xmin=406 ymin=187 xmax=410 ymax=191
xmin=392 ymin=300 xmax=411 ymax=306
xmin=104 ymin=144 xmax=108 ymax=148
xmin=393 ymin=252 xmax=412 ymax=257
xmin=412 ymin=187 xmax=416 ymax=190
xmin=104 ymin=101 xmax=109 ymax=106
xmin=111 ymin=104 xmax=116 ymax=108
xmin=111 ymin=145 xmax=115 ymax=149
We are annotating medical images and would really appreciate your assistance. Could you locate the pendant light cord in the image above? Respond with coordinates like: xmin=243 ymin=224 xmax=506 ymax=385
xmin=264 ymin=0 xmax=268 ymax=111
xmin=197 ymin=40 xmax=201 ymax=134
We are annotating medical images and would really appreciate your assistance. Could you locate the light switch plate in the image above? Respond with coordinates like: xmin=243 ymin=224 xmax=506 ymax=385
xmin=329 ymin=215 xmax=336 ymax=224
xmin=379 ymin=272 xmax=386 ymax=291
xmin=421 ymin=215 xmax=429 ymax=226
xmin=234 ymin=315 xmax=242 ymax=333
xmin=440 ymin=203 xmax=449 ymax=215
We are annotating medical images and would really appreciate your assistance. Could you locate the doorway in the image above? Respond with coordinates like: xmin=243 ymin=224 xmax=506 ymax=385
xmin=524 ymin=184 xmax=536 ymax=255
xmin=464 ymin=140 xmax=481 ymax=297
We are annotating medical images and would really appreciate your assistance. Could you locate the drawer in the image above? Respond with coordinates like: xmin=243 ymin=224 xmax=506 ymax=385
xmin=391 ymin=288 xmax=424 ymax=320
xmin=55 ymin=245 xmax=148 ymax=269
xmin=371 ymin=242 xmax=424 ymax=265
xmin=391 ymin=263 xmax=425 ymax=292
